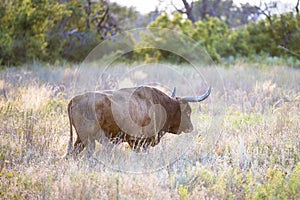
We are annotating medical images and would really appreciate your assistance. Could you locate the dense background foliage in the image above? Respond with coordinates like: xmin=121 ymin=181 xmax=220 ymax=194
xmin=144 ymin=12 xmax=300 ymax=63
xmin=0 ymin=0 xmax=144 ymax=65
xmin=0 ymin=0 xmax=299 ymax=65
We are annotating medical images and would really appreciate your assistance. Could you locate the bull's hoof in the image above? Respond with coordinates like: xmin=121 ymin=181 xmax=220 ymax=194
xmin=62 ymin=152 xmax=72 ymax=160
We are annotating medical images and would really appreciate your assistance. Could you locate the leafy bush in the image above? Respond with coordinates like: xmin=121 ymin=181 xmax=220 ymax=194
xmin=0 ymin=0 xmax=105 ymax=65
xmin=245 ymin=163 xmax=300 ymax=199
xmin=138 ymin=11 xmax=300 ymax=64
xmin=246 ymin=12 xmax=300 ymax=58
xmin=0 ymin=0 xmax=70 ymax=65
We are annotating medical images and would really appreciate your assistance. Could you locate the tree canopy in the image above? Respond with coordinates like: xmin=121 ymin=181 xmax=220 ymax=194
xmin=0 ymin=0 xmax=299 ymax=66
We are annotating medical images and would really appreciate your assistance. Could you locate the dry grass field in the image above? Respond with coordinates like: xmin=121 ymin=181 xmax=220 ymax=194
xmin=0 ymin=63 xmax=300 ymax=199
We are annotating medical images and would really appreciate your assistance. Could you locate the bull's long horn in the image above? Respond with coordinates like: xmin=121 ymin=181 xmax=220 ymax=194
xmin=170 ymin=87 xmax=176 ymax=98
xmin=181 ymin=87 xmax=211 ymax=102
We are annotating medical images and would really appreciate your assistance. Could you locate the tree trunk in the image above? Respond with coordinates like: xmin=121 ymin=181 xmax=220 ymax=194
xmin=201 ymin=0 xmax=208 ymax=19
xmin=182 ymin=0 xmax=196 ymax=23
xmin=85 ymin=0 xmax=92 ymax=30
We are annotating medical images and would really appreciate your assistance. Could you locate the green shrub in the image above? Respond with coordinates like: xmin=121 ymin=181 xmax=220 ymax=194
xmin=246 ymin=163 xmax=300 ymax=199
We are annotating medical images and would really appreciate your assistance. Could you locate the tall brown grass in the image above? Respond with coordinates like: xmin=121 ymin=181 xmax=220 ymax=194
xmin=0 ymin=64 xmax=299 ymax=199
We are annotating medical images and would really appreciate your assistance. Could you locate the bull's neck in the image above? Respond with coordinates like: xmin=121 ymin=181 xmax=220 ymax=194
xmin=164 ymin=100 xmax=181 ymax=134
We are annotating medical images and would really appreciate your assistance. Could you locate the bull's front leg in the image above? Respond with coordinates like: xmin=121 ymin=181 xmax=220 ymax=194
xmin=128 ymin=138 xmax=151 ymax=152
xmin=150 ymin=131 xmax=165 ymax=147
xmin=127 ymin=139 xmax=141 ymax=152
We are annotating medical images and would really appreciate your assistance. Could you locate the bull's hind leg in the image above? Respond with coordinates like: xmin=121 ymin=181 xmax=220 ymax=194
xmin=74 ymin=137 xmax=85 ymax=156
xmin=84 ymin=139 xmax=96 ymax=159
xmin=63 ymin=136 xmax=84 ymax=159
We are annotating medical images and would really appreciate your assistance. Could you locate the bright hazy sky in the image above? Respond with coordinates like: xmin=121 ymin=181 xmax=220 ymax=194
xmin=109 ymin=0 xmax=293 ymax=14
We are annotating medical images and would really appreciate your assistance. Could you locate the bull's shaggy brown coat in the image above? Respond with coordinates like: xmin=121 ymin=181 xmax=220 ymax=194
xmin=66 ymin=86 xmax=210 ymax=157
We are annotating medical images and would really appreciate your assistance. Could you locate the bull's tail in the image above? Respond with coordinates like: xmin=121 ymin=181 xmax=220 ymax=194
xmin=67 ymin=100 xmax=73 ymax=156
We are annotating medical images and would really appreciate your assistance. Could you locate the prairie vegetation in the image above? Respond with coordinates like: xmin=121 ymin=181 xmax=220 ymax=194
xmin=0 ymin=63 xmax=299 ymax=199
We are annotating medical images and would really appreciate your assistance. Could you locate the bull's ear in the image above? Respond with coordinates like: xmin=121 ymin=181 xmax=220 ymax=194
xmin=170 ymin=87 xmax=176 ymax=98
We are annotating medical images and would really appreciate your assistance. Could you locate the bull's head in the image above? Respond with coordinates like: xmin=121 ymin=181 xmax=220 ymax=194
xmin=175 ymin=87 xmax=211 ymax=134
